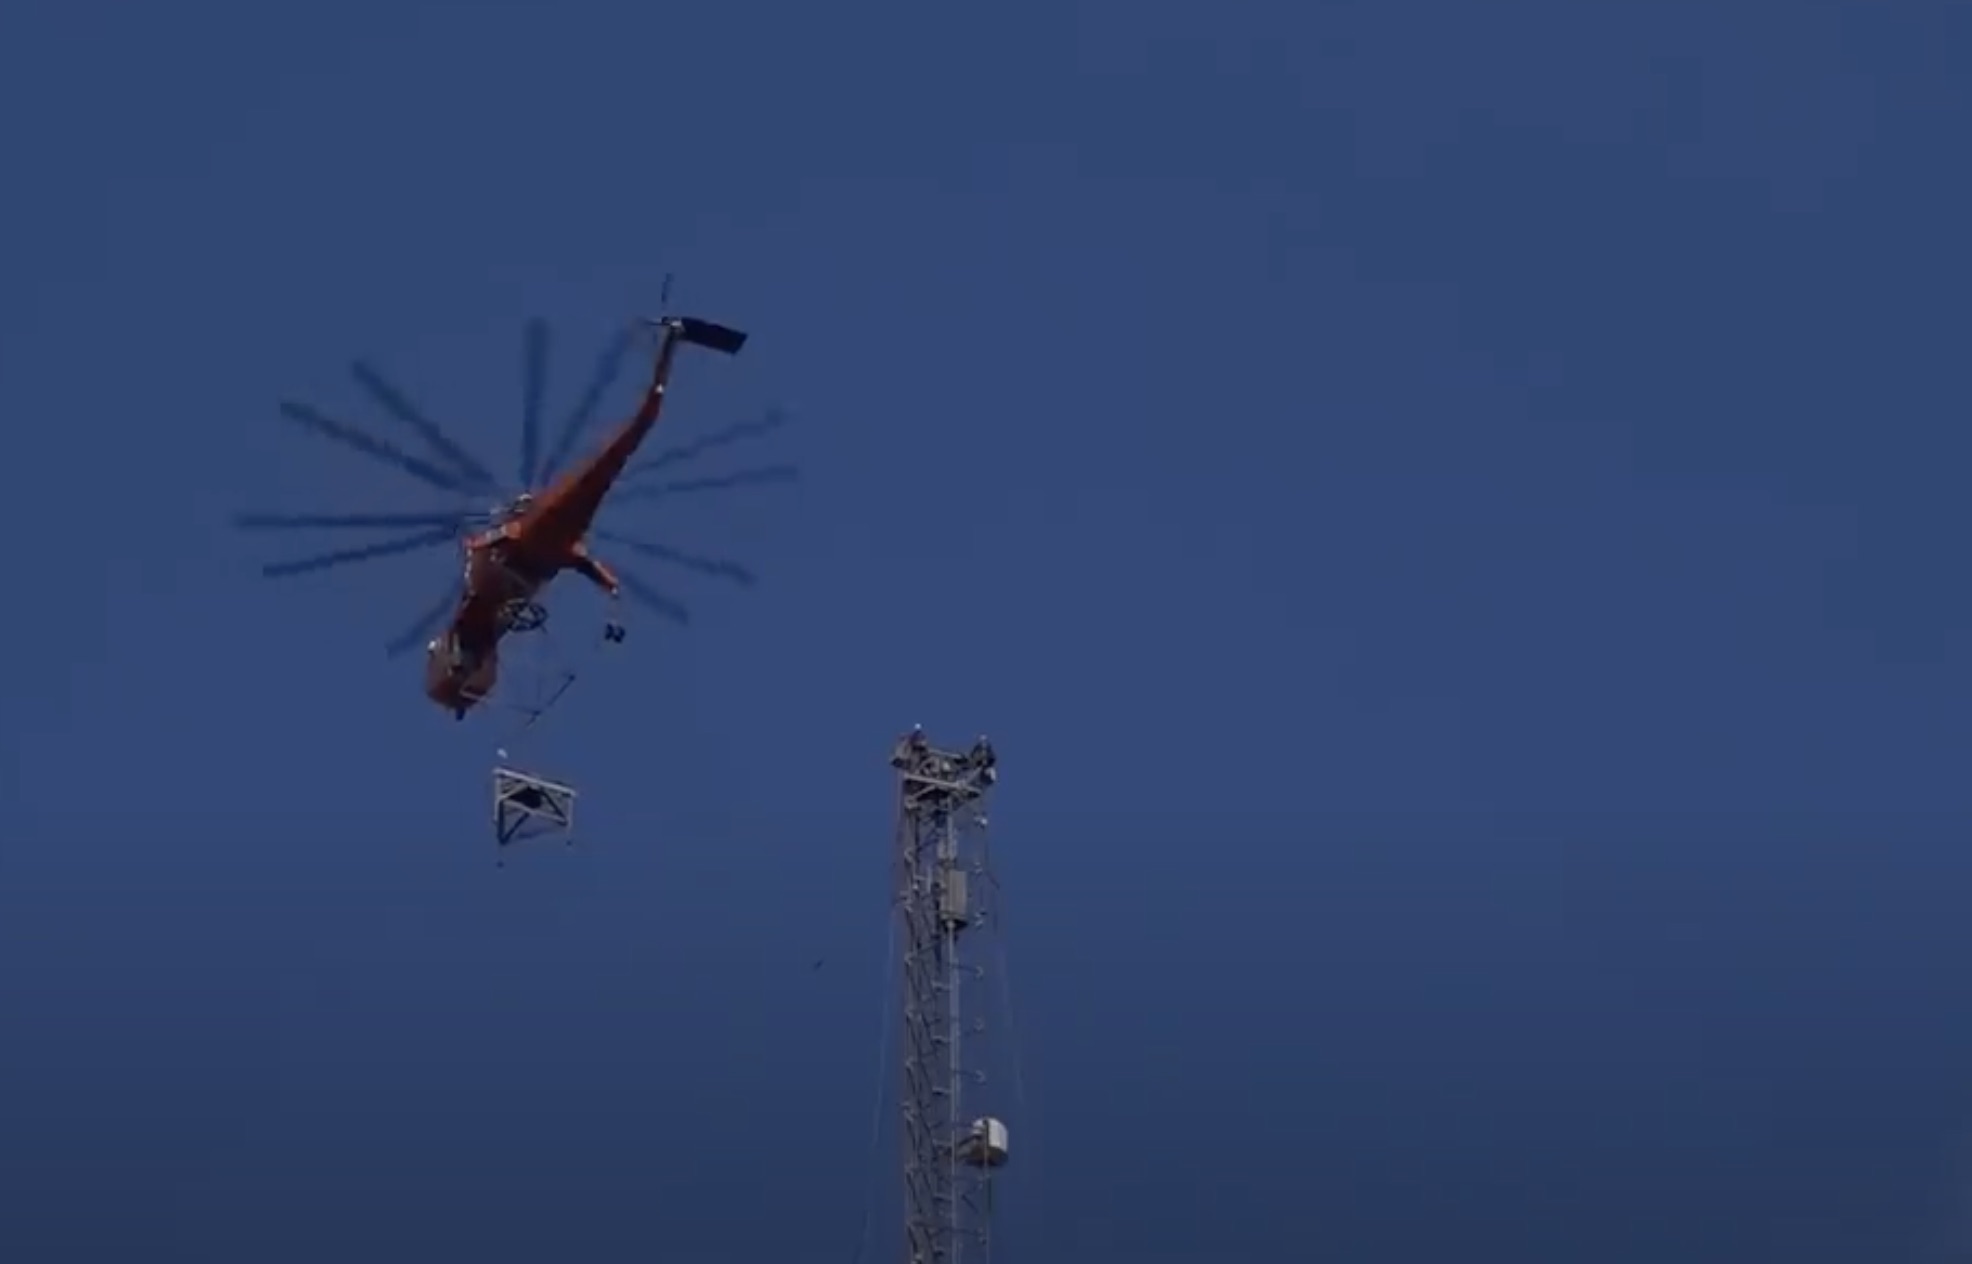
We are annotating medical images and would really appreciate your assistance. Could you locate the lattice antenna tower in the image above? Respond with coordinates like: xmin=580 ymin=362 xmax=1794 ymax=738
xmin=890 ymin=726 xmax=1010 ymax=1264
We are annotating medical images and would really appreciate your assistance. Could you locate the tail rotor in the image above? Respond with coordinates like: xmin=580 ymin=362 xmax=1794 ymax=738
xmin=637 ymin=273 xmax=749 ymax=356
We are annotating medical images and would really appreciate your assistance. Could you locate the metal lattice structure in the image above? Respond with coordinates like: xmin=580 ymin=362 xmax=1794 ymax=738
xmin=492 ymin=766 xmax=576 ymax=848
xmin=891 ymin=727 xmax=1009 ymax=1264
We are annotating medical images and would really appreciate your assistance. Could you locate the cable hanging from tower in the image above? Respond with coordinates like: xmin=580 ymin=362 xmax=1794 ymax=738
xmin=849 ymin=898 xmax=901 ymax=1264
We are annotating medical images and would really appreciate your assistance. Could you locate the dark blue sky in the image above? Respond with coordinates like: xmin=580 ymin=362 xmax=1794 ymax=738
xmin=5 ymin=1 xmax=1972 ymax=1260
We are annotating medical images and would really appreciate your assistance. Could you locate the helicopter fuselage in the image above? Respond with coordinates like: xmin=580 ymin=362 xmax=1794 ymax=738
xmin=421 ymin=521 xmax=589 ymax=717
xmin=419 ymin=317 xmax=741 ymax=720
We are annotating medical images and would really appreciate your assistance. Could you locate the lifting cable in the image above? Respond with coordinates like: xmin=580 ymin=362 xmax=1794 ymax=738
xmin=849 ymin=900 xmax=901 ymax=1264
xmin=488 ymin=599 xmax=625 ymax=752
xmin=985 ymin=843 xmax=1039 ymax=1240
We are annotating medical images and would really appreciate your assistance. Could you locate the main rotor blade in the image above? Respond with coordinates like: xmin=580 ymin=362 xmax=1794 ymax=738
xmin=384 ymin=578 xmax=464 ymax=658
xmin=617 ymin=570 xmax=691 ymax=625
xmin=234 ymin=510 xmax=473 ymax=531
xmin=278 ymin=400 xmax=476 ymax=495
xmin=538 ymin=323 xmax=637 ymax=483
xmin=518 ymin=317 xmax=550 ymax=488
xmin=626 ymin=407 xmax=788 ymax=480
xmin=593 ymin=530 xmax=757 ymax=585
xmin=611 ymin=464 xmax=801 ymax=504
xmin=260 ymin=525 xmax=459 ymax=579
xmin=350 ymin=362 xmax=499 ymax=492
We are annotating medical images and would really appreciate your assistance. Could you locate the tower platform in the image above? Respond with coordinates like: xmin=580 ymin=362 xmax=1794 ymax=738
xmin=493 ymin=766 xmax=577 ymax=848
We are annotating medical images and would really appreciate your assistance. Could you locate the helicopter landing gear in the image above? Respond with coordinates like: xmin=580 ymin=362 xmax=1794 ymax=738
xmin=501 ymin=599 xmax=549 ymax=634
xmin=602 ymin=589 xmax=627 ymax=644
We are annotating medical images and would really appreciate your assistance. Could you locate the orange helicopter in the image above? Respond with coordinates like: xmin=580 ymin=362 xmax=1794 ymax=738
xmin=236 ymin=305 xmax=788 ymax=720
xmin=421 ymin=313 xmax=745 ymax=716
